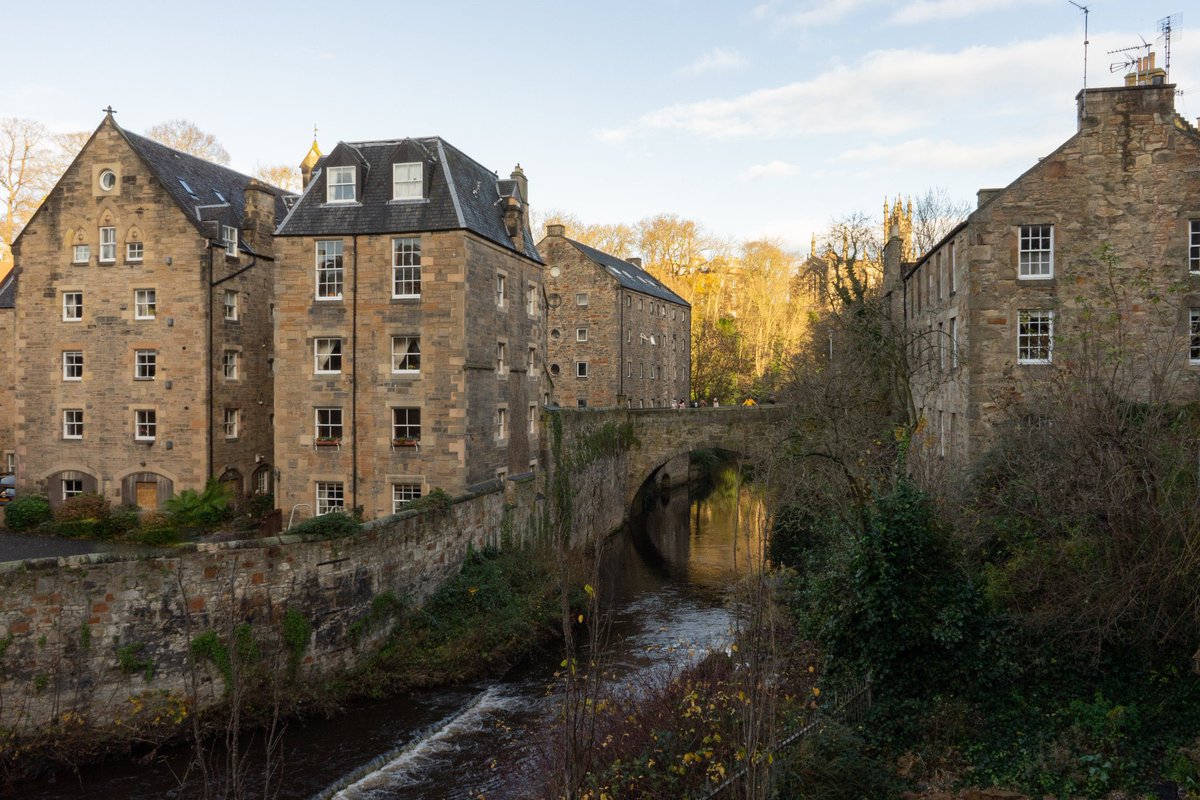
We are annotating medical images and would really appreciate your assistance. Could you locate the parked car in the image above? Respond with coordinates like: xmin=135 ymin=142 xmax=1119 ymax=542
xmin=0 ymin=474 xmax=14 ymax=504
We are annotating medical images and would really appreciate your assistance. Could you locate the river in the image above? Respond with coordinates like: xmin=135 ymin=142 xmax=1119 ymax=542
xmin=25 ymin=463 xmax=764 ymax=800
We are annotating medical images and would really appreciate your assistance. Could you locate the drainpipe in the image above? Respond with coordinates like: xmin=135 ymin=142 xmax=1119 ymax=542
xmin=205 ymin=245 xmax=214 ymax=483
xmin=618 ymin=291 xmax=625 ymax=403
xmin=351 ymin=234 xmax=359 ymax=513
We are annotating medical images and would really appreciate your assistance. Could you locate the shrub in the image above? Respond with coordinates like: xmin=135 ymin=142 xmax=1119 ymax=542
xmin=165 ymin=478 xmax=232 ymax=528
xmin=54 ymin=493 xmax=110 ymax=523
xmin=130 ymin=511 xmax=183 ymax=545
xmin=287 ymin=511 xmax=359 ymax=539
xmin=773 ymin=721 xmax=900 ymax=800
xmin=4 ymin=496 xmax=51 ymax=531
xmin=99 ymin=506 xmax=139 ymax=538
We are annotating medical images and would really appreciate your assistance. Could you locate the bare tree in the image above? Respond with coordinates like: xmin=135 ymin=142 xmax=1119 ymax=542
xmin=910 ymin=186 xmax=971 ymax=257
xmin=0 ymin=118 xmax=54 ymax=272
xmin=146 ymin=119 xmax=231 ymax=164
xmin=253 ymin=164 xmax=301 ymax=193
xmin=815 ymin=212 xmax=883 ymax=309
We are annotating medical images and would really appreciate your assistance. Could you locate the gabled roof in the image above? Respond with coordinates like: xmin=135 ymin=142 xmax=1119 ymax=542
xmin=0 ymin=272 xmax=15 ymax=309
xmin=117 ymin=125 xmax=293 ymax=256
xmin=276 ymin=137 xmax=542 ymax=263
xmin=564 ymin=238 xmax=689 ymax=307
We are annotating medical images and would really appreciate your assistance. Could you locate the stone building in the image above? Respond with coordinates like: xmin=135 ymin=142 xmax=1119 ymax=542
xmin=886 ymin=69 xmax=1200 ymax=467
xmin=538 ymin=225 xmax=690 ymax=408
xmin=0 ymin=272 xmax=15 ymax=474
xmin=10 ymin=112 xmax=289 ymax=509
xmin=273 ymin=137 xmax=543 ymax=520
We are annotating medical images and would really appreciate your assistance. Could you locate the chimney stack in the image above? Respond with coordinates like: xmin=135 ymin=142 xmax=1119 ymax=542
xmin=242 ymin=179 xmax=276 ymax=258
xmin=547 ymin=223 xmax=565 ymax=238
xmin=627 ymin=257 xmax=643 ymax=268
xmin=511 ymin=164 xmax=528 ymax=205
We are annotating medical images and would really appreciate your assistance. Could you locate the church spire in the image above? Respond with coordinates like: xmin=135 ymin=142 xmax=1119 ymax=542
xmin=300 ymin=126 xmax=322 ymax=190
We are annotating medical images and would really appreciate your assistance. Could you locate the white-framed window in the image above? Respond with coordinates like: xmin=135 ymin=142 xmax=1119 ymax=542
xmin=392 ymin=483 xmax=422 ymax=513
xmin=576 ymin=361 xmax=588 ymax=378
xmin=135 ymin=409 xmax=157 ymax=441
xmin=1017 ymin=309 xmax=1053 ymax=364
xmin=222 ymin=350 xmax=239 ymax=380
xmin=1190 ymin=221 xmax=1200 ymax=274
xmin=316 ymin=482 xmax=344 ymax=515
xmin=392 ymin=336 xmax=420 ymax=373
xmin=314 ymin=338 xmax=343 ymax=374
xmin=527 ymin=283 xmax=538 ymax=317
xmin=135 ymin=288 xmax=156 ymax=320
xmin=576 ymin=292 xmax=589 ymax=307
xmin=254 ymin=468 xmax=270 ymax=495
xmin=315 ymin=407 xmax=343 ymax=441
xmin=223 ymin=290 xmax=238 ymax=321
xmin=528 ymin=346 xmax=536 ymax=375
xmin=126 ymin=241 xmax=144 ymax=262
xmin=63 ymin=409 xmax=83 ymax=439
xmin=63 ymin=291 xmax=83 ymax=321
xmin=392 ymin=162 xmax=422 ymax=200
xmin=1190 ymin=309 xmax=1200 ymax=364
xmin=327 ymin=166 xmax=355 ymax=203
xmin=497 ymin=341 xmax=507 ymax=373
xmin=63 ymin=351 xmax=83 ymax=381
xmin=392 ymin=407 xmax=421 ymax=441
xmin=135 ymin=349 xmax=157 ymax=380
xmin=576 ymin=327 xmax=588 ymax=342
xmin=63 ymin=479 xmax=83 ymax=500
xmin=72 ymin=244 xmax=90 ymax=264
xmin=528 ymin=403 xmax=537 ymax=434
xmin=392 ymin=237 xmax=421 ymax=298
xmin=99 ymin=227 xmax=116 ymax=263
xmin=496 ymin=272 xmax=507 ymax=307
xmin=98 ymin=169 xmax=116 ymax=191
xmin=949 ymin=317 xmax=958 ymax=367
xmin=1018 ymin=224 xmax=1053 ymax=279
xmin=626 ymin=359 xmax=632 ymax=378
xmin=224 ymin=408 xmax=239 ymax=439
xmin=316 ymin=240 xmax=344 ymax=300
xmin=496 ymin=407 xmax=507 ymax=440
xmin=221 ymin=226 xmax=237 ymax=257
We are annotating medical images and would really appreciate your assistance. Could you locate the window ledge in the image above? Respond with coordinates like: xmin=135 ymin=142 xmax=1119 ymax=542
xmin=391 ymin=295 xmax=421 ymax=302
xmin=321 ymin=201 xmax=362 ymax=208
xmin=387 ymin=198 xmax=430 ymax=205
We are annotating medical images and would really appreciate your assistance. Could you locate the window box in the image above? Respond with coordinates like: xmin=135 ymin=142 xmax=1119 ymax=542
xmin=391 ymin=438 xmax=421 ymax=450
xmin=314 ymin=437 xmax=342 ymax=447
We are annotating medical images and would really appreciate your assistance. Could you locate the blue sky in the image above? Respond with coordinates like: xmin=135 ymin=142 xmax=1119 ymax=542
xmin=4 ymin=0 xmax=1195 ymax=252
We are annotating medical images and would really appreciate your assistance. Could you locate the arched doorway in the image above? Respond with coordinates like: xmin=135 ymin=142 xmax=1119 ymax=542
xmin=121 ymin=472 xmax=174 ymax=511
xmin=218 ymin=468 xmax=244 ymax=500
xmin=44 ymin=470 xmax=98 ymax=511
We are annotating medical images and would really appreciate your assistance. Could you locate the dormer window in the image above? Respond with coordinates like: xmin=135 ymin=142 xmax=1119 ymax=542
xmin=327 ymin=166 xmax=356 ymax=203
xmin=393 ymin=162 xmax=422 ymax=200
xmin=222 ymin=225 xmax=238 ymax=258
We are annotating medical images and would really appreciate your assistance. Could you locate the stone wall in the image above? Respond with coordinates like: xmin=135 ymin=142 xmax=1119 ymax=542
xmin=0 ymin=476 xmax=539 ymax=735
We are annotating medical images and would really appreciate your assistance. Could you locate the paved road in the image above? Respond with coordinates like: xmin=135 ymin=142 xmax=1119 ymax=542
xmin=0 ymin=532 xmax=148 ymax=564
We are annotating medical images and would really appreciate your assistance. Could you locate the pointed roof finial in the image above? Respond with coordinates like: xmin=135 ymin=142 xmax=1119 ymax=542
xmin=102 ymin=105 xmax=117 ymax=117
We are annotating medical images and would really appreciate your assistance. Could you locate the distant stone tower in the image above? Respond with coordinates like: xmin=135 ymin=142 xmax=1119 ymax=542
xmin=882 ymin=196 xmax=914 ymax=263
xmin=299 ymin=131 xmax=322 ymax=190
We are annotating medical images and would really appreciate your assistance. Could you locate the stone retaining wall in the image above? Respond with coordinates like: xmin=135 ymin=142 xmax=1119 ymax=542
xmin=0 ymin=476 xmax=539 ymax=735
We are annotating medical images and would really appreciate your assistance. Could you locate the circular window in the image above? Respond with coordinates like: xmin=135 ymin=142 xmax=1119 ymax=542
xmin=549 ymin=266 xmax=561 ymax=278
xmin=547 ymin=293 xmax=561 ymax=308
xmin=550 ymin=363 xmax=561 ymax=376
xmin=99 ymin=169 xmax=116 ymax=191
xmin=550 ymin=329 xmax=560 ymax=340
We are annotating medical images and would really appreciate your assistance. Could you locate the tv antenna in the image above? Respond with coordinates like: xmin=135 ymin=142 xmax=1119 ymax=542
xmin=1158 ymin=14 xmax=1182 ymax=81
xmin=1068 ymin=2 xmax=1090 ymax=115
xmin=1107 ymin=36 xmax=1151 ymax=75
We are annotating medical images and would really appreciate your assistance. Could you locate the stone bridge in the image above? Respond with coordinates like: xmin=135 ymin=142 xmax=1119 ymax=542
xmin=542 ymin=405 xmax=789 ymax=542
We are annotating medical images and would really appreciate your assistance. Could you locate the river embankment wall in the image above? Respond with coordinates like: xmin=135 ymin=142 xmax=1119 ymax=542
xmin=0 ymin=476 xmax=538 ymax=736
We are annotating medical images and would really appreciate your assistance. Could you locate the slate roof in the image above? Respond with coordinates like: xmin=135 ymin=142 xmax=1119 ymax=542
xmin=0 ymin=272 xmax=15 ymax=309
xmin=276 ymin=138 xmax=542 ymax=263
xmin=565 ymin=238 xmax=689 ymax=307
xmin=117 ymin=125 xmax=294 ymax=256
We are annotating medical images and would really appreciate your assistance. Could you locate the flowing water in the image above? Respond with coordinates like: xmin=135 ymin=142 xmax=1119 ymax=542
xmin=27 ymin=465 xmax=764 ymax=800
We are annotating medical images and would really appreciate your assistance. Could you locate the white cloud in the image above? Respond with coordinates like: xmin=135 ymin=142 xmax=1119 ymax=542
xmin=598 ymin=35 xmax=1080 ymax=143
xmin=836 ymin=134 xmax=1064 ymax=169
xmin=888 ymin=0 xmax=1056 ymax=26
xmin=738 ymin=160 xmax=803 ymax=181
xmin=679 ymin=48 xmax=747 ymax=76
xmin=754 ymin=0 xmax=881 ymax=28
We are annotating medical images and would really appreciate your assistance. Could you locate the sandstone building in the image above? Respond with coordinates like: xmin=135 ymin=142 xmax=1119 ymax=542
xmin=273 ymin=137 xmax=543 ymax=520
xmin=10 ymin=112 xmax=289 ymax=509
xmin=886 ymin=66 xmax=1200 ymax=467
xmin=539 ymin=225 xmax=690 ymax=408
xmin=0 ymin=272 xmax=15 ymax=475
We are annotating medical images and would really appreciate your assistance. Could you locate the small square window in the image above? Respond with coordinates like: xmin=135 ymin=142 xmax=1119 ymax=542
xmin=224 ymin=408 xmax=240 ymax=439
xmin=578 ymin=399 xmax=588 ymax=408
xmin=63 ymin=479 xmax=83 ymax=499
xmin=316 ymin=481 xmax=344 ymax=515
xmin=99 ymin=227 xmax=116 ymax=262
xmin=135 ymin=289 xmax=156 ymax=320
xmin=314 ymin=338 xmax=342 ymax=374
xmin=576 ymin=328 xmax=588 ymax=342
xmin=126 ymin=242 xmax=144 ymax=262
xmin=223 ymin=290 xmax=238 ymax=321
xmin=327 ymin=166 xmax=355 ymax=203
xmin=135 ymin=349 xmax=157 ymax=380
xmin=63 ymin=291 xmax=83 ymax=321
xmin=135 ymin=409 xmax=157 ymax=441
xmin=72 ymin=245 xmax=90 ymax=264
xmin=392 ymin=483 xmax=422 ymax=513
xmin=392 ymin=162 xmax=422 ymax=200
xmin=576 ymin=292 xmax=589 ymax=307
xmin=392 ymin=407 xmax=421 ymax=441
xmin=315 ymin=408 xmax=343 ymax=441
xmin=63 ymin=351 xmax=83 ymax=381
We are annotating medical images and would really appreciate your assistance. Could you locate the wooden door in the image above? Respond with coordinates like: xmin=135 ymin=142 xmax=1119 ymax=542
xmin=136 ymin=481 xmax=158 ymax=510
